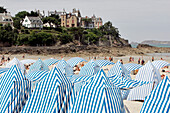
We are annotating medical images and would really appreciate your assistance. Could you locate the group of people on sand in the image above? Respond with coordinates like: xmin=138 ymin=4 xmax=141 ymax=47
xmin=73 ymin=62 xmax=85 ymax=74
xmin=0 ymin=55 xmax=11 ymax=66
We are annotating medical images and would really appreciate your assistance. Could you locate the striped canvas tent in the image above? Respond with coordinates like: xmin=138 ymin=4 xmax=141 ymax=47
xmin=95 ymin=60 xmax=115 ymax=67
xmin=127 ymin=61 xmax=161 ymax=101
xmin=28 ymin=59 xmax=49 ymax=73
xmin=20 ymin=59 xmax=36 ymax=65
xmin=67 ymin=57 xmax=87 ymax=67
xmin=107 ymin=61 xmax=131 ymax=99
xmin=25 ymin=71 xmax=48 ymax=84
xmin=43 ymin=58 xmax=59 ymax=66
xmin=79 ymin=59 xmax=100 ymax=76
xmin=140 ymin=76 xmax=170 ymax=113
xmin=21 ymin=66 xmax=75 ymax=113
xmin=152 ymin=60 xmax=170 ymax=69
xmin=124 ymin=63 xmax=142 ymax=72
xmin=0 ymin=65 xmax=31 ymax=113
xmin=109 ymin=75 xmax=150 ymax=89
xmin=71 ymin=69 xmax=125 ymax=113
xmin=0 ymin=68 xmax=9 ymax=75
xmin=6 ymin=57 xmax=25 ymax=74
xmin=56 ymin=59 xmax=73 ymax=76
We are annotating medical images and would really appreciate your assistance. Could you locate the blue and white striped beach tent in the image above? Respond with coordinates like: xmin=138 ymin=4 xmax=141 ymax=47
xmin=107 ymin=61 xmax=131 ymax=99
xmin=95 ymin=60 xmax=115 ymax=67
xmin=124 ymin=63 xmax=142 ymax=72
xmin=127 ymin=61 xmax=161 ymax=101
xmin=43 ymin=58 xmax=59 ymax=66
xmin=0 ymin=65 xmax=31 ymax=113
xmin=6 ymin=57 xmax=25 ymax=74
xmin=140 ymin=76 xmax=170 ymax=113
xmin=0 ymin=68 xmax=9 ymax=75
xmin=20 ymin=59 xmax=36 ymax=65
xmin=21 ymin=66 xmax=75 ymax=113
xmin=67 ymin=57 xmax=87 ymax=67
xmin=152 ymin=60 xmax=170 ymax=69
xmin=79 ymin=59 xmax=100 ymax=76
xmin=71 ymin=69 xmax=125 ymax=113
xmin=56 ymin=59 xmax=74 ymax=76
xmin=28 ymin=59 xmax=49 ymax=73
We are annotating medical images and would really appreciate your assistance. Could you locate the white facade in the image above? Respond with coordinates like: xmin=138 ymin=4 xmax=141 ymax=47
xmin=22 ymin=16 xmax=43 ymax=28
xmin=0 ymin=12 xmax=14 ymax=28
xmin=43 ymin=22 xmax=57 ymax=28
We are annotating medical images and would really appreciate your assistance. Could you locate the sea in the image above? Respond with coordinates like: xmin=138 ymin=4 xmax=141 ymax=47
xmin=131 ymin=44 xmax=170 ymax=48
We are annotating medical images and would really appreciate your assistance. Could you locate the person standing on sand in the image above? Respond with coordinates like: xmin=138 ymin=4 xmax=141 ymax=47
xmin=138 ymin=58 xmax=140 ymax=64
xmin=120 ymin=59 xmax=123 ymax=64
xmin=141 ymin=59 xmax=145 ymax=65
xmin=152 ymin=56 xmax=154 ymax=61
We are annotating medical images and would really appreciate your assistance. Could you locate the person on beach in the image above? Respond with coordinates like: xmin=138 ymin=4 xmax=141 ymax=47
xmin=120 ymin=59 xmax=123 ymax=64
xmin=7 ymin=56 xmax=10 ymax=62
xmin=138 ymin=58 xmax=140 ymax=64
xmin=141 ymin=59 xmax=145 ymax=65
xmin=129 ymin=57 xmax=131 ymax=62
xmin=104 ymin=57 xmax=107 ymax=60
xmin=109 ymin=57 xmax=111 ymax=61
xmin=161 ymin=57 xmax=163 ymax=60
xmin=22 ymin=54 xmax=25 ymax=59
xmin=152 ymin=56 xmax=154 ymax=61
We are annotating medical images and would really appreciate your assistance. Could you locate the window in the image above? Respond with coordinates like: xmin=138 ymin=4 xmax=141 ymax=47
xmin=25 ymin=20 xmax=28 ymax=22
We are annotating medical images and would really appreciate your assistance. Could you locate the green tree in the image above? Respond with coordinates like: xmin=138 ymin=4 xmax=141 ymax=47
xmin=0 ymin=7 xmax=7 ymax=13
xmin=15 ymin=11 xmax=29 ymax=19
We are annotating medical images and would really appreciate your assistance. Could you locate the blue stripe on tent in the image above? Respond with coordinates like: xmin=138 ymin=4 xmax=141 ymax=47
xmin=21 ymin=66 xmax=75 ymax=113
xmin=79 ymin=59 xmax=100 ymax=76
xmin=43 ymin=58 xmax=59 ymax=66
xmin=56 ymin=59 xmax=74 ymax=76
xmin=28 ymin=59 xmax=49 ymax=73
xmin=124 ymin=63 xmax=142 ymax=72
xmin=127 ymin=61 xmax=162 ymax=101
xmin=140 ymin=76 xmax=170 ymax=113
xmin=0 ymin=65 xmax=31 ymax=113
xmin=95 ymin=60 xmax=115 ymax=67
xmin=25 ymin=71 xmax=48 ymax=83
xmin=67 ymin=57 xmax=87 ymax=67
xmin=0 ymin=68 xmax=9 ymax=75
xmin=6 ymin=57 xmax=25 ymax=74
xmin=152 ymin=60 xmax=170 ymax=69
xmin=71 ymin=69 xmax=125 ymax=113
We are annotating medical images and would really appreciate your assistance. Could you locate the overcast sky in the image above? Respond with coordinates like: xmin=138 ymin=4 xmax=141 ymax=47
xmin=1 ymin=0 xmax=170 ymax=43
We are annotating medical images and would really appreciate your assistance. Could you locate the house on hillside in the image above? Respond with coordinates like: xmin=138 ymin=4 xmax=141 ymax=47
xmin=22 ymin=16 xmax=43 ymax=28
xmin=0 ymin=12 xmax=14 ymax=28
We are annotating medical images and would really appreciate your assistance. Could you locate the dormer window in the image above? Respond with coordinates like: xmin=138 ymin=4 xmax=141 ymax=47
xmin=25 ymin=20 xmax=28 ymax=22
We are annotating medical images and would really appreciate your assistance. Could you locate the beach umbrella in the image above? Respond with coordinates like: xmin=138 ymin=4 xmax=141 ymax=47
xmin=0 ymin=68 xmax=9 ymax=75
xmin=107 ymin=61 xmax=131 ymax=99
xmin=79 ymin=59 xmax=100 ymax=76
xmin=152 ymin=60 xmax=170 ymax=69
xmin=21 ymin=66 xmax=75 ymax=113
xmin=28 ymin=59 xmax=49 ymax=73
xmin=20 ymin=59 xmax=36 ymax=65
xmin=140 ymin=76 xmax=170 ymax=113
xmin=67 ymin=57 xmax=87 ymax=67
xmin=6 ymin=57 xmax=25 ymax=74
xmin=43 ymin=58 xmax=59 ymax=66
xmin=95 ymin=60 xmax=115 ymax=67
xmin=56 ymin=59 xmax=74 ymax=76
xmin=127 ymin=61 xmax=161 ymax=101
xmin=71 ymin=69 xmax=125 ymax=113
xmin=0 ymin=65 xmax=31 ymax=113
xmin=124 ymin=63 xmax=142 ymax=72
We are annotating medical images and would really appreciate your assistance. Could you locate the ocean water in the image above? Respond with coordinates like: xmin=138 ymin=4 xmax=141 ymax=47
xmin=146 ymin=53 xmax=170 ymax=57
xmin=131 ymin=44 xmax=170 ymax=48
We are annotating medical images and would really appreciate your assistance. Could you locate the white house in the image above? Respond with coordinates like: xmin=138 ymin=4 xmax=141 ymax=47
xmin=0 ymin=12 xmax=14 ymax=28
xmin=22 ymin=16 xmax=43 ymax=28
xmin=43 ymin=22 xmax=57 ymax=28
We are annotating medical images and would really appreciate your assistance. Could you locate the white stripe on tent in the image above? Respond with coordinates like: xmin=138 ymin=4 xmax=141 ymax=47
xmin=124 ymin=63 xmax=142 ymax=72
xmin=71 ymin=69 xmax=125 ymax=113
xmin=0 ymin=65 xmax=31 ymax=113
xmin=152 ymin=60 xmax=169 ymax=69
xmin=56 ymin=59 xmax=73 ymax=76
xmin=127 ymin=61 xmax=161 ymax=101
xmin=28 ymin=59 xmax=49 ymax=73
xmin=6 ymin=57 xmax=25 ymax=74
xmin=21 ymin=66 xmax=75 ymax=113
xmin=0 ymin=68 xmax=9 ymax=75
xmin=140 ymin=76 xmax=170 ymax=113
xmin=79 ymin=59 xmax=100 ymax=76
xmin=95 ymin=60 xmax=115 ymax=67
xmin=43 ymin=58 xmax=59 ymax=66
xmin=67 ymin=57 xmax=87 ymax=67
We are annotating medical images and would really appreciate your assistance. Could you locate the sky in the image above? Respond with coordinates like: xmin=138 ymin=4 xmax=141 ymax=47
xmin=1 ymin=0 xmax=170 ymax=43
